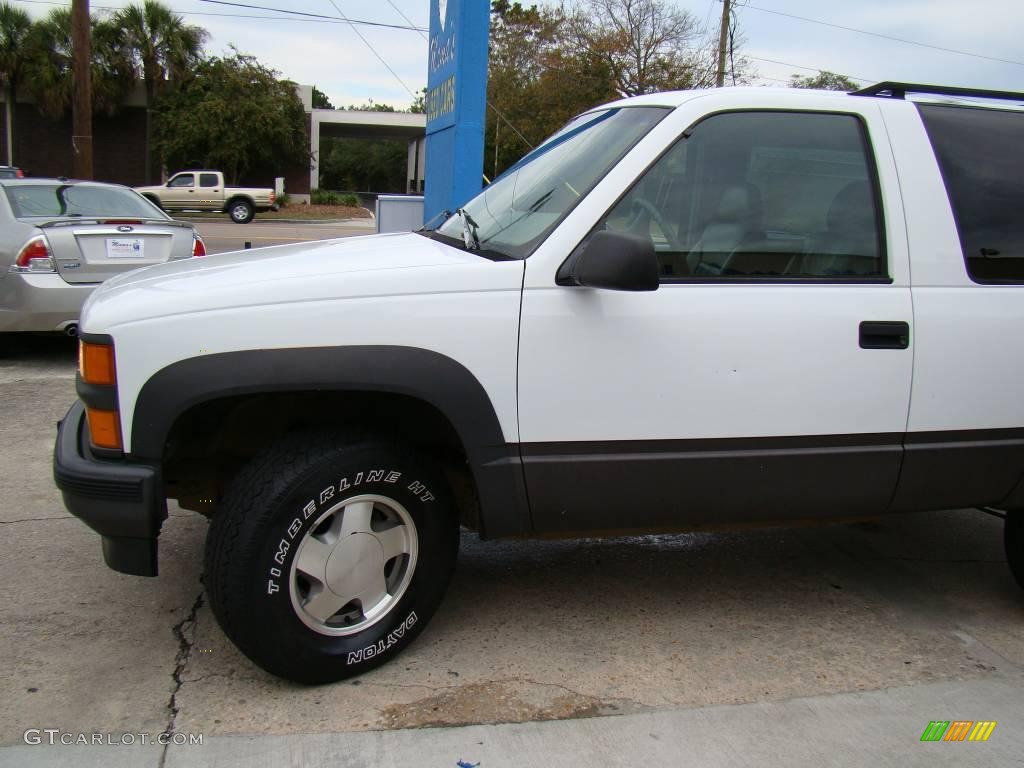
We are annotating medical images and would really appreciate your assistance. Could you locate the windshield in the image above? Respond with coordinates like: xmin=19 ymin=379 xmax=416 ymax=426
xmin=4 ymin=183 xmax=167 ymax=219
xmin=434 ymin=106 xmax=669 ymax=259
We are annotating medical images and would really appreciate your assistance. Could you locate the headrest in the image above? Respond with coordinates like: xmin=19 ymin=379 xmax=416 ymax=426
xmin=715 ymin=183 xmax=762 ymax=224
xmin=827 ymin=180 xmax=875 ymax=235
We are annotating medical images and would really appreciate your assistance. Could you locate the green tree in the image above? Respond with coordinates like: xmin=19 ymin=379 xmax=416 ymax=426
xmin=789 ymin=70 xmax=859 ymax=91
xmin=0 ymin=1 xmax=32 ymax=165
xmin=319 ymin=137 xmax=406 ymax=193
xmin=408 ymin=88 xmax=425 ymax=114
xmin=486 ymin=1 xmax=616 ymax=177
xmin=22 ymin=8 xmax=134 ymax=120
xmin=312 ymin=85 xmax=334 ymax=109
xmin=344 ymin=100 xmax=396 ymax=112
xmin=153 ymin=50 xmax=309 ymax=184
xmin=113 ymin=1 xmax=207 ymax=181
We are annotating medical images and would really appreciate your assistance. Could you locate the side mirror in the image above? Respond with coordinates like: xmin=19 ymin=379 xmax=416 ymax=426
xmin=557 ymin=230 xmax=659 ymax=291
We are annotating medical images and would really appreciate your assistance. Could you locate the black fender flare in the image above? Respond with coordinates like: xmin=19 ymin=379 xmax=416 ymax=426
xmin=130 ymin=345 xmax=531 ymax=538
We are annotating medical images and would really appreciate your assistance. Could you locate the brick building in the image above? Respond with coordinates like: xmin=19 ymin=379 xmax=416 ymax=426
xmin=0 ymin=84 xmax=311 ymax=194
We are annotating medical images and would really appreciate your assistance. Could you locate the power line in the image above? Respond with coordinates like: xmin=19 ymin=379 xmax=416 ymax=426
xmin=200 ymin=0 xmax=427 ymax=32
xmin=324 ymin=0 xmax=417 ymax=99
xmin=368 ymin=0 xmax=535 ymax=148
xmin=380 ymin=0 xmax=427 ymax=41
xmin=488 ymin=102 xmax=534 ymax=149
xmin=736 ymin=2 xmax=1024 ymax=68
xmin=15 ymin=0 xmax=429 ymax=30
xmin=744 ymin=54 xmax=874 ymax=83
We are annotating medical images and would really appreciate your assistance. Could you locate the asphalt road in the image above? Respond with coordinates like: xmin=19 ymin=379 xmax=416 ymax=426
xmin=189 ymin=218 xmax=376 ymax=254
xmin=1 ymin=222 xmax=1022 ymax=765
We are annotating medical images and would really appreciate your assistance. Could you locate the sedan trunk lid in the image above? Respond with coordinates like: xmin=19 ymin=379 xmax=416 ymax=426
xmin=35 ymin=218 xmax=195 ymax=284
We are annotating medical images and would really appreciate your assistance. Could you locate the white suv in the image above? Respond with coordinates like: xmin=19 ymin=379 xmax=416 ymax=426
xmin=55 ymin=82 xmax=1024 ymax=683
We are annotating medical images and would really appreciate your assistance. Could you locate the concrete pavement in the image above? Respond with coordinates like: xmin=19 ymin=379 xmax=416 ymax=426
xmin=2 ymin=226 xmax=1023 ymax=766
xmin=3 ymin=677 xmax=1021 ymax=767
xmin=189 ymin=219 xmax=375 ymax=254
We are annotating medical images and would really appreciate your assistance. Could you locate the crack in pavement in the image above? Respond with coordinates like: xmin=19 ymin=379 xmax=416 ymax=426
xmin=827 ymin=544 xmax=1003 ymax=569
xmin=159 ymin=590 xmax=205 ymax=768
xmin=0 ymin=516 xmax=74 ymax=524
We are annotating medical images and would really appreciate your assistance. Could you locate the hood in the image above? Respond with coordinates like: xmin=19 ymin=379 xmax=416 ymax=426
xmin=81 ymin=232 xmax=502 ymax=331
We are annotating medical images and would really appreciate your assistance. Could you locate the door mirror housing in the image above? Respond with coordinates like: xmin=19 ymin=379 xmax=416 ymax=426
xmin=557 ymin=230 xmax=659 ymax=291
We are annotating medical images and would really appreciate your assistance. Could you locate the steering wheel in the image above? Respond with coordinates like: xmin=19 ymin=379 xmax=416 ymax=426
xmin=624 ymin=197 xmax=680 ymax=250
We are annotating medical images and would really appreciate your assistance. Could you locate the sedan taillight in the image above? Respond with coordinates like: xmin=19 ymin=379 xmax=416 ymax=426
xmin=192 ymin=233 xmax=207 ymax=257
xmin=11 ymin=235 xmax=55 ymax=273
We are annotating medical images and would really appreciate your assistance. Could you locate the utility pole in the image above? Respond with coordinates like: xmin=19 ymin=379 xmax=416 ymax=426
xmin=715 ymin=0 xmax=732 ymax=88
xmin=71 ymin=0 xmax=93 ymax=179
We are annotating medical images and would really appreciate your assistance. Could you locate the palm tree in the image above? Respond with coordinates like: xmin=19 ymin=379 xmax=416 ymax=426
xmin=0 ymin=2 xmax=32 ymax=165
xmin=23 ymin=8 xmax=134 ymax=121
xmin=114 ymin=1 xmax=207 ymax=181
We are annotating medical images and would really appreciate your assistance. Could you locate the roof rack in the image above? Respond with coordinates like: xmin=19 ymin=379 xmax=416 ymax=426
xmin=851 ymin=81 xmax=1024 ymax=102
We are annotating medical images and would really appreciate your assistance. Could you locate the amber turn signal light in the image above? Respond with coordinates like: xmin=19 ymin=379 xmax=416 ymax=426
xmin=86 ymin=408 xmax=122 ymax=451
xmin=80 ymin=341 xmax=116 ymax=386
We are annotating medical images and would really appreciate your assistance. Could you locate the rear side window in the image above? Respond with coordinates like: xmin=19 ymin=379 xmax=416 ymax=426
xmin=199 ymin=173 xmax=219 ymax=188
xmin=918 ymin=104 xmax=1024 ymax=283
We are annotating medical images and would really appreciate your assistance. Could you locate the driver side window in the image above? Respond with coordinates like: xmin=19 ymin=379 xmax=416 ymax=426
xmin=169 ymin=174 xmax=195 ymax=188
xmin=601 ymin=111 xmax=886 ymax=281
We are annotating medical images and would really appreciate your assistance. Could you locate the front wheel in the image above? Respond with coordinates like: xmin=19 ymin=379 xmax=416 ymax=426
xmin=227 ymin=199 xmax=254 ymax=224
xmin=1007 ymin=511 xmax=1024 ymax=590
xmin=204 ymin=433 xmax=460 ymax=683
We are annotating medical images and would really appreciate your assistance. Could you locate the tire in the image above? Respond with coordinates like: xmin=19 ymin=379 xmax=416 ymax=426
xmin=204 ymin=432 xmax=460 ymax=683
xmin=227 ymin=199 xmax=254 ymax=224
xmin=1007 ymin=511 xmax=1024 ymax=590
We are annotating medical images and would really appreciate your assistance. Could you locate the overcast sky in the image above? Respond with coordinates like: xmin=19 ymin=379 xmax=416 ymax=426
xmin=16 ymin=0 xmax=1024 ymax=109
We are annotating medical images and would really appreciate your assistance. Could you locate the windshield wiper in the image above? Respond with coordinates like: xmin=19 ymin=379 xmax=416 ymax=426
xmin=457 ymin=208 xmax=481 ymax=250
xmin=418 ymin=208 xmax=453 ymax=231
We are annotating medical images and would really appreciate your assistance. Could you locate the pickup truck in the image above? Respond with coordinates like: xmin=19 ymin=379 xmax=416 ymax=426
xmin=55 ymin=82 xmax=1024 ymax=684
xmin=135 ymin=170 xmax=276 ymax=224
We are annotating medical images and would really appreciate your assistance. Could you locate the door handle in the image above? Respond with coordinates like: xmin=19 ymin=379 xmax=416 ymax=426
xmin=859 ymin=321 xmax=910 ymax=350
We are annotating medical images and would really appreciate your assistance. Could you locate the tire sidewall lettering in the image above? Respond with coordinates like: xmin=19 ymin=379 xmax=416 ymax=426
xmin=262 ymin=468 xmax=436 ymax=635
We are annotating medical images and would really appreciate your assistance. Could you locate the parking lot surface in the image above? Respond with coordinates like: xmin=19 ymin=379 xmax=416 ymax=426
xmin=1 ymin=223 xmax=1022 ymax=764
xmin=190 ymin=218 xmax=375 ymax=254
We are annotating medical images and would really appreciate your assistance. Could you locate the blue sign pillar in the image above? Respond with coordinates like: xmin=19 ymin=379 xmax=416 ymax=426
xmin=423 ymin=0 xmax=489 ymax=223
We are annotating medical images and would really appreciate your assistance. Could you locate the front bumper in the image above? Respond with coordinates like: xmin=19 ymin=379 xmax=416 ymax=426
xmin=0 ymin=272 xmax=95 ymax=332
xmin=53 ymin=401 xmax=166 ymax=576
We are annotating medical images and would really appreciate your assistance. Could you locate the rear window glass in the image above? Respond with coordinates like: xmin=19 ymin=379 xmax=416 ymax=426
xmin=4 ymin=184 xmax=165 ymax=219
xmin=917 ymin=104 xmax=1024 ymax=283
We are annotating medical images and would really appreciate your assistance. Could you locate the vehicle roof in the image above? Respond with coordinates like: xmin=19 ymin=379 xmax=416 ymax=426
xmin=603 ymin=85 xmax=1024 ymax=112
xmin=0 ymin=178 xmax=132 ymax=188
xmin=603 ymin=86 xmax=851 ymax=109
